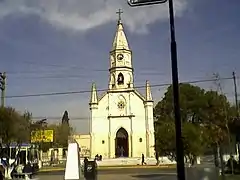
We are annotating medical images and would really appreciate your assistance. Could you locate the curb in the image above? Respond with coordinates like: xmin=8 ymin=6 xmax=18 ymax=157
xmin=39 ymin=165 xmax=176 ymax=172
xmin=98 ymin=165 xmax=175 ymax=169
xmin=39 ymin=168 xmax=65 ymax=172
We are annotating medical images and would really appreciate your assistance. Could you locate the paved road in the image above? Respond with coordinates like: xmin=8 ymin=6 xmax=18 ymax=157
xmin=37 ymin=168 xmax=177 ymax=180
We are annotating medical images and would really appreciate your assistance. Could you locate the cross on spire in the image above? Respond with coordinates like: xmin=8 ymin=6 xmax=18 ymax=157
xmin=116 ymin=9 xmax=123 ymax=21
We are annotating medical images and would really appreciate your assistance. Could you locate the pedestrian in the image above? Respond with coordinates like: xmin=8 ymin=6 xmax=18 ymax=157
xmin=155 ymin=152 xmax=159 ymax=165
xmin=141 ymin=154 xmax=146 ymax=165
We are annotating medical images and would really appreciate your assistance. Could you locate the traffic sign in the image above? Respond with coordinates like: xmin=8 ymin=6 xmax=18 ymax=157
xmin=128 ymin=0 xmax=167 ymax=7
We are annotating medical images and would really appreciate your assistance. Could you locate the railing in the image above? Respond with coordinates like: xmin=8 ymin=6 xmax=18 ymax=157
xmin=41 ymin=155 xmax=67 ymax=167
xmin=40 ymin=149 xmax=90 ymax=167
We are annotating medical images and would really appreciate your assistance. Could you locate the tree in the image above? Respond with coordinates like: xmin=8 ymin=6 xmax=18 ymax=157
xmin=154 ymin=84 xmax=207 ymax=162
xmin=203 ymin=90 xmax=236 ymax=149
xmin=57 ymin=123 xmax=72 ymax=147
xmin=48 ymin=123 xmax=73 ymax=148
xmin=154 ymin=121 xmax=176 ymax=160
xmin=30 ymin=118 xmax=47 ymax=132
xmin=182 ymin=123 xmax=209 ymax=164
xmin=154 ymin=83 xmax=233 ymax=163
xmin=0 ymin=107 xmax=31 ymax=178
xmin=0 ymin=107 xmax=31 ymax=146
xmin=229 ymin=117 xmax=240 ymax=141
xmin=61 ymin=110 xmax=69 ymax=125
xmin=154 ymin=83 xmax=206 ymax=124
xmin=155 ymin=120 xmax=208 ymax=163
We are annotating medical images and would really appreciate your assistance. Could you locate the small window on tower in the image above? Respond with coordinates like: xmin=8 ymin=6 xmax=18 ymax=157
xmin=117 ymin=73 xmax=124 ymax=85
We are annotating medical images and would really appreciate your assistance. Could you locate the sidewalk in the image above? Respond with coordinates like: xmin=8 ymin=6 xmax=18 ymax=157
xmin=98 ymin=164 xmax=176 ymax=169
xmin=224 ymin=175 xmax=240 ymax=180
xmin=39 ymin=164 xmax=176 ymax=172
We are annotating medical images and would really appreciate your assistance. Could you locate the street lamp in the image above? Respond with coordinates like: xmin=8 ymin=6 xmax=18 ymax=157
xmin=128 ymin=0 xmax=167 ymax=6
xmin=128 ymin=1 xmax=185 ymax=180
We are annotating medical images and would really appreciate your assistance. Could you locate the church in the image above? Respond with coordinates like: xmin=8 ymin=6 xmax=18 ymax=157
xmin=74 ymin=12 xmax=155 ymax=159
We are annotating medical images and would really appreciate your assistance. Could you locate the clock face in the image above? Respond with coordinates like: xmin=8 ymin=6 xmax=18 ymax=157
xmin=117 ymin=54 xmax=124 ymax=61
xmin=117 ymin=101 xmax=125 ymax=109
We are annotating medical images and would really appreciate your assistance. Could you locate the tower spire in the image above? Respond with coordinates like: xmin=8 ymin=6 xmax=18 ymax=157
xmin=146 ymin=80 xmax=153 ymax=101
xmin=109 ymin=9 xmax=133 ymax=90
xmin=111 ymin=9 xmax=130 ymax=51
xmin=90 ymin=82 xmax=98 ymax=105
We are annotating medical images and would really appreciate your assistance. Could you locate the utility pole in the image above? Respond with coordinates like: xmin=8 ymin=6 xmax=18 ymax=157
xmin=232 ymin=71 xmax=240 ymax=164
xmin=213 ymin=73 xmax=229 ymax=177
xmin=0 ymin=72 xmax=6 ymax=107
xmin=128 ymin=1 xmax=185 ymax=179
xmin=233 ymin=71 xmax=239 ymax=116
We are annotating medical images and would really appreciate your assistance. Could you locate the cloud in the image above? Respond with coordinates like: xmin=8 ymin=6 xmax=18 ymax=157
xmin=0 ymin=0 xmax=188 ymax=34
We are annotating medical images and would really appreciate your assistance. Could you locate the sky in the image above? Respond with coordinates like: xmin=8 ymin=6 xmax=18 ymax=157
xmin=0 ymin=0 xmax=240 ymax=134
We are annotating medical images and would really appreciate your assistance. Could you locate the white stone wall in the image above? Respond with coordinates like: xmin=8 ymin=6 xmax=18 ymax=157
xmin=73 ymin=134 xmax=91 ymax=157
xmin=90 ymin=90 xmax=155 ymax=158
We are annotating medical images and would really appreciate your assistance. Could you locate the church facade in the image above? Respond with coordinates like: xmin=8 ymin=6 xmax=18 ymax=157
xmin=88 ymin=16 xmax=155 ymax=159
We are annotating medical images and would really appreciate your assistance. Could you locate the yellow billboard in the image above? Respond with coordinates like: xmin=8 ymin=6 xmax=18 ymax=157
xmin=31 ymin=130 xmax=54 ymax=143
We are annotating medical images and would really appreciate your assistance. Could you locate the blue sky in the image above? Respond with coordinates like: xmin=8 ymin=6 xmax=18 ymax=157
xmin=0 ymin=0 xmax=239 ymax=133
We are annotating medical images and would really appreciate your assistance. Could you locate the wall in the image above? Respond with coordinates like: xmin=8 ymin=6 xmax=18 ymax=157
xmin=73 ymin=134 xmax=91 ymax=158
xmin=90 ymin=89 xmax=155 ymax=158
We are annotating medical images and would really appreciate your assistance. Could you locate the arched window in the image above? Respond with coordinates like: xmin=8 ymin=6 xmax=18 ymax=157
xmin=111 ymin=75 xmax=115 ymax=88
xmin=117 ymin=73 xmax=124 ymax=85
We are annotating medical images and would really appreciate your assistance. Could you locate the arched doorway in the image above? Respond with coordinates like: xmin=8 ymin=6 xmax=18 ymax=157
xmin=115 ymin=128 xmax=129 ymax=157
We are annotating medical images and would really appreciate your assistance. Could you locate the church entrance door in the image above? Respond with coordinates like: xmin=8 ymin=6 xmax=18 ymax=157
xmin=115 ymin=128 xmax=129 ymax=157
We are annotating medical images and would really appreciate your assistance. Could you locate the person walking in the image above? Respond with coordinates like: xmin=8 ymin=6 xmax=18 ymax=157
xmin=141 ymin=154 xmax=146 ymax=165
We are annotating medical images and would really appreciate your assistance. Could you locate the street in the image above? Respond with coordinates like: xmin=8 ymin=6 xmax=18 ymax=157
xmin=37 ymin=168 xmax=177 ymax=180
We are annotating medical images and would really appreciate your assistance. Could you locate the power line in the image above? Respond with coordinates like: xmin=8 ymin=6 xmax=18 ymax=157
xmin=8 ymin=60 xmax=107 ymax=72
xmin=7 ymin=60 xmax=171 ymax=75
xmin=6 ymin=69 xmax=168 ymax=80
xmin=6 ymin=60 xmax=216 ymax=81
xmin=6 ymin=68 xmax=107 ymax=76
xmin=32 ymin=115 xmax=156 ymax=121
xmin=5 ymin=61 xmax=108 ymax=78
xmin=6 ymin=77 xmax=235 ymax=99
xmin=16 ymin=74 xmax=91 ymax=80
xmin=18 ymin=73 xmax=165 ymax=80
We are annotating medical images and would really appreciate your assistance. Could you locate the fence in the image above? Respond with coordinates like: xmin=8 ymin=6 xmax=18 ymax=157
xmin=40 ymin=147 xmax=90 ymax=167
xmin=41 ymin=154 xmax=67 ymax=167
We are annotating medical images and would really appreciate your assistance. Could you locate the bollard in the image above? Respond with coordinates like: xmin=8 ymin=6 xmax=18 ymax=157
xmin=84 ymin=160 xmax=97 ymax=180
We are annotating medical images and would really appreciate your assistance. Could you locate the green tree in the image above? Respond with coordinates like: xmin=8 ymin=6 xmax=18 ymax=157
xmin=154 ymin=83 xmax=206 ymax=123
xmin=0 ymin=107 xmax=31 ymax=146
xmin=203 ymin=90 xmax=235 ymax=148
xmin=154 ymin=121 xmax=176 ymax=160
xmin=55 ymin=123 xmax=72 ymax=148
xmin=30 ymin=118 xmax=47 ymax=132
xmin=0 ymin=107 xmax=32 ymax=176
xmin=155 ymin=121 xmax=208 ymax=162
xmin=182 ymin=123 xmax=209 ymax=164
xmin=154 ymin=83 xmax=233 ymax=162
xmin=48 ymin=123 xmax=73 ymax=148
xmin=61 ymin=110 xmax=69 ymax=125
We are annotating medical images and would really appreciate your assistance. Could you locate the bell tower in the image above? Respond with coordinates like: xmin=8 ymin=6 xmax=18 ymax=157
xmin=109 ymin=9 xmax=134 ymax=90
